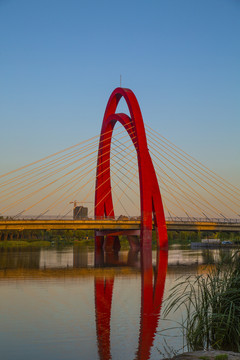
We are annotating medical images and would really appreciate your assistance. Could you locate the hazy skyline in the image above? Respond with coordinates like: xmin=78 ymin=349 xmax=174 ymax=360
xmin=0 ymin=0 xmax=239 ymax=187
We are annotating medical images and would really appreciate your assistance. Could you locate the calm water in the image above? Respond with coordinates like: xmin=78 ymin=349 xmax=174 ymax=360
xmin=0 ymin=245 xmax=233 ymax=360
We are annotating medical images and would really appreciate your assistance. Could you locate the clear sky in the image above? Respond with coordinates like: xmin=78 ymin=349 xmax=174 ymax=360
xmin=0 ymin=0 xmax=239 ymax=186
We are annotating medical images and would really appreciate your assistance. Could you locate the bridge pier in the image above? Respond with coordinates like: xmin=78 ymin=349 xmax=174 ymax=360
xmin=94 ymin=248 xmax=120 ymax=267
xmin=95 ymin=230 xmax=142 ymax=252
xmin=128 ymin=235 xmax=140 ymax=251
xmin=95 ymin=233 xmax=121 ymax=252
xmin=95 ymin=235 xmax=104 ymax=252
xmin=103 ymin=235 xmax=121 ymax=252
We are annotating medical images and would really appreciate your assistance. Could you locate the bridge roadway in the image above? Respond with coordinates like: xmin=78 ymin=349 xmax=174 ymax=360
xmin=0 ymin=219 xmax=239 ymax=232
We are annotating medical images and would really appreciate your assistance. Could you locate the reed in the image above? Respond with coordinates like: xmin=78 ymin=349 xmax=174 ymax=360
xmin=164 ymin=252 xmax=240 ymax=352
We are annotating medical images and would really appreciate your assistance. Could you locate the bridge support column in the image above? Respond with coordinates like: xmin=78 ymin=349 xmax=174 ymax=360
xmin=95 ymin=247 xmax=104 ymax=267
xmin=95 ymin=232 xmax=121 ymax=252
xmin=103 ymin=235 xmax=121 ymax=252
xmin=128 ymin=235 xmax=140 ymax=251
xmin=127 ymin=249 xmax=140 ymax=266
xmin=95 ymin=234 xmax=104 ymax=252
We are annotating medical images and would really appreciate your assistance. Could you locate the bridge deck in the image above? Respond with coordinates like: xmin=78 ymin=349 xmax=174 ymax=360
xmin=0 ymin=219 xmax=239 ymax=232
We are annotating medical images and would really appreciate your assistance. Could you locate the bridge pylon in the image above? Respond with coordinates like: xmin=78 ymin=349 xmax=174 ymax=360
xmin=95 ymin=88 xmax=168 ymax=250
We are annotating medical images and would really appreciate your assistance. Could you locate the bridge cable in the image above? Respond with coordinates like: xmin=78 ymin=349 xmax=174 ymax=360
xmin=146 ymin=125 xmax=240 ymax=196
xmin=18 ymin=136 xmax=138 ymax=218
xmin=0 ymin=129 xmax=137 ymax=212
xmin=148 ymin=140 xmax=239 ymax=217
xmin=147 ymin=132 xmax=240 ymax=207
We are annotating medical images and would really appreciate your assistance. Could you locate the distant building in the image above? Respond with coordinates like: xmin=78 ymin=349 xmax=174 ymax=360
xmin=73 ymin=206 xmax=88 ymax=220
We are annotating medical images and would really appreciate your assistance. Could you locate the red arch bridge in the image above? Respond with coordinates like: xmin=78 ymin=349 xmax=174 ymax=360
xmin=0 ymin=88 xmax=239 ymax=250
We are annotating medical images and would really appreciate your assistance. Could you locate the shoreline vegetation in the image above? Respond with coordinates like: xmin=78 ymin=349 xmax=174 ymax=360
xmin=0 ymin=229 xmax=239 ymax=248
xmin=164 ymin=251 xmax=240 ymax=353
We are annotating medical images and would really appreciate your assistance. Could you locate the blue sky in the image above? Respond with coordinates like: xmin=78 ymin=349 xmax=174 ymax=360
xmin=0 ymin=0 xmax=239 ymax=185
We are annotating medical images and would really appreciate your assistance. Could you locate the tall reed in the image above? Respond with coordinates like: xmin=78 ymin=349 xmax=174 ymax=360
xmin=164 ymin=252 xmax=240 ymax=352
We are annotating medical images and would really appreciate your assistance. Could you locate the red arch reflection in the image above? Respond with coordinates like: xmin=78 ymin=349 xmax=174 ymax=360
xmin=94 ymin=249 xmax=168 ymax=360
xmin=95 ymin=277 xmax=114 ymax=360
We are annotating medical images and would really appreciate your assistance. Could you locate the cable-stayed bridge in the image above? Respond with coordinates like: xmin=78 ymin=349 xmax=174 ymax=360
xmin=0 ymin=88 xmax=239 ymax=248
xmin=0 ymin=219 xmax=239 ymax=232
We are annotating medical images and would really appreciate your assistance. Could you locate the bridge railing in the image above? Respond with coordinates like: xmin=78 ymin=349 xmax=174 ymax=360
xmin=165 ymin=217 xmax=240 ymax=224
xmin=1 ymin=215 xmax=240 ymax=224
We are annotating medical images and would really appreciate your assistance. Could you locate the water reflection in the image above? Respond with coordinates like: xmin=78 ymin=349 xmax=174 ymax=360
xmin=0 ymin=246 xmax=234 ymax=272
xmin=94 ymin=248 xmax=168 ymax=360
xmin=0 ymin=247 xmax=41 ymax=269
xmin=0 ymin=245 xmax=237 ymax=359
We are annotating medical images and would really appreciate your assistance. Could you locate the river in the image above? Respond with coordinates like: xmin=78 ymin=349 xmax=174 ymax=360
xmin=0 ymin=245 xmax=233 ymax=360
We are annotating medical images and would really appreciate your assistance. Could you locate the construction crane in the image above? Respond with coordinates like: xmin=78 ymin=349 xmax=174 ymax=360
xmin=69 ymin=201 xmax=91 ymax=209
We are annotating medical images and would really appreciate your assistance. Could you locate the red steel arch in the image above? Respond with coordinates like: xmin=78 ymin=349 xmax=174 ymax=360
xmin=95 ymin=88 xmax=168 ymax=249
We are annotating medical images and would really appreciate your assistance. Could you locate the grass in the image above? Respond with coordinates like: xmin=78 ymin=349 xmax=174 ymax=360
xmin=198 ymin=356 xmax=228 ymax=360
xmin=164 ymin=251 xmax=240 ymax=352
xmin=214 ymin=355 xmax=228 ymax=360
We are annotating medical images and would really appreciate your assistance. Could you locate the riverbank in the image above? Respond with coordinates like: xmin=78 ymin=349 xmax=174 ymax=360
xmin=164 ymin=350 xmax=240 ymax=360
